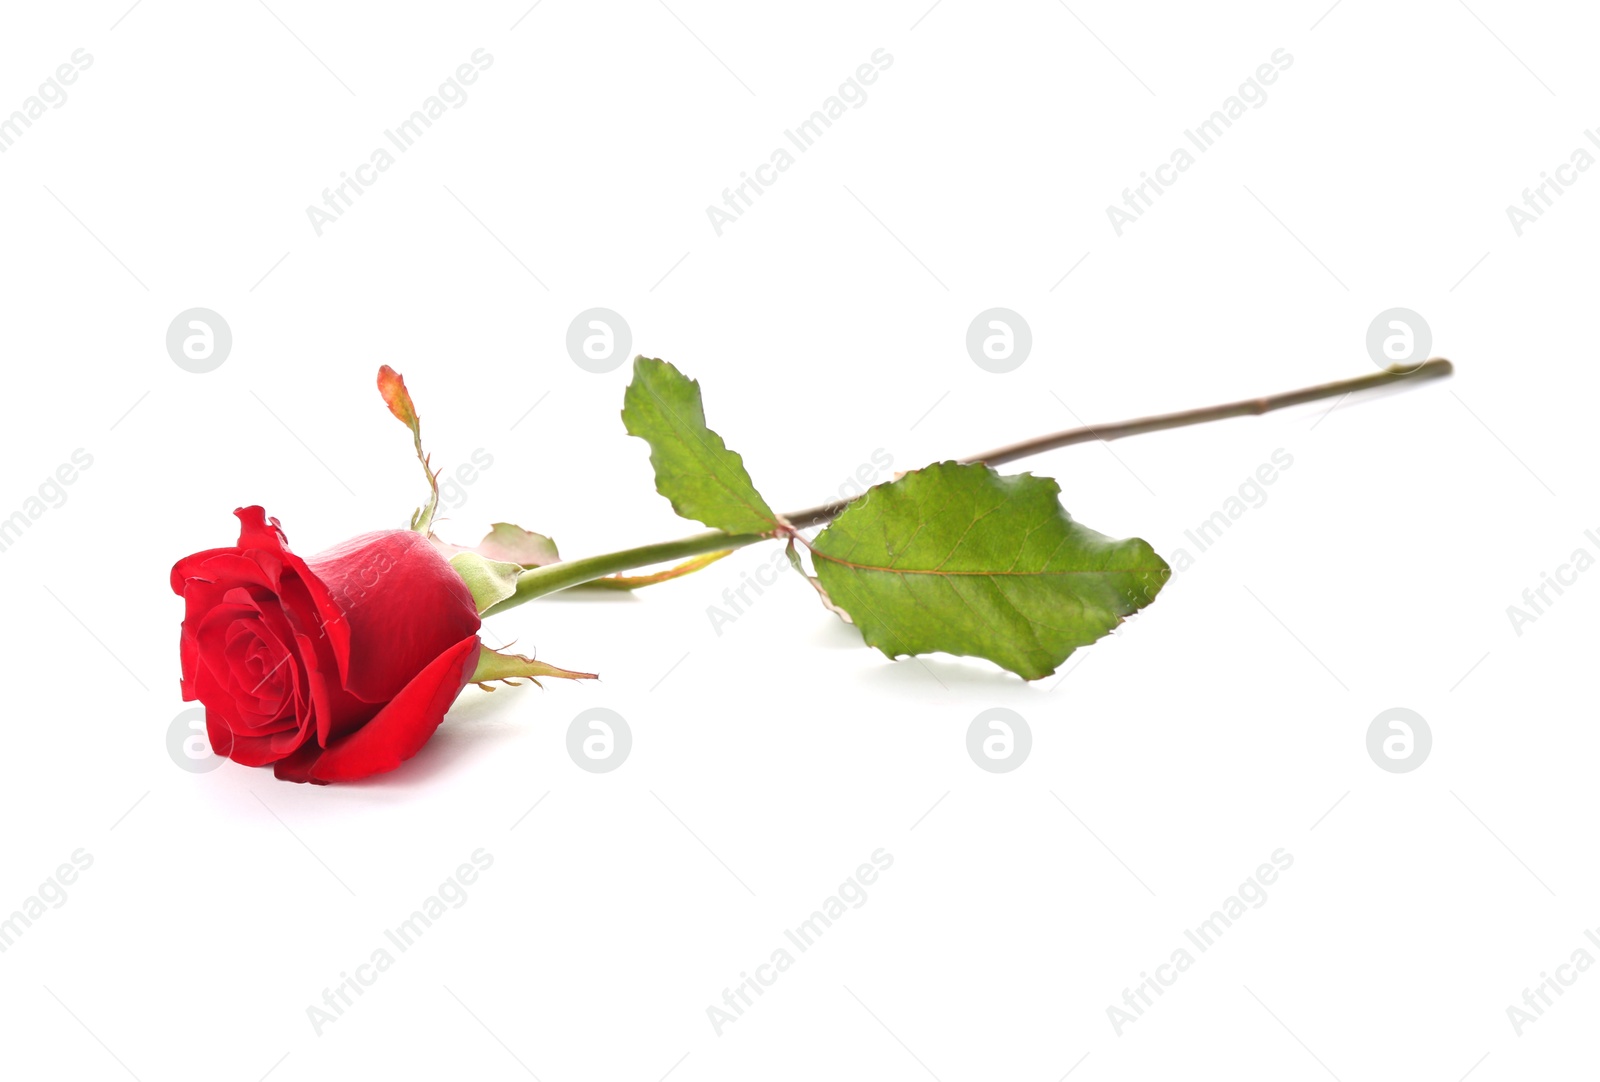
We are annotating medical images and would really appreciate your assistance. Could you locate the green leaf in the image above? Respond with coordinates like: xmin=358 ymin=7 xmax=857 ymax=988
xmin=621 ymin=357 xmax=781 ymax=535
xmin=448 ymin=552 xmax=524 ymax=614
xmin=435 ymin=523 xmax=561 ymax=568
xmin=473 ymin=522 xmax=560 ymax=566
xmin=808 ymin=461 xmax=1169 ymax=680
xmin=471 ymin=644 xmax=597 ymax=687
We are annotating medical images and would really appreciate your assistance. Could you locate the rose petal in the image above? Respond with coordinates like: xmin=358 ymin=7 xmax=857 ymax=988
xmin=205 ymin=709 xmax=235 ymax=758
xmin=170 ymin=547 xmax=235 ymax=594
xmin=294 ymin=628 xmax=375 ymax=746
xmin=194 ymin=606 xmax=287 ymax=733
xmin=174 ymin=509 xmax=485 ymax=781
xmin=231 ymin=507 xmax=352 ymax=690
xmin=303 ymin=635 xmax=480 ymax=783
xmin=305 ymin=530 xmax=479 ymax=704
xmin=271 ymin=740 xmax=326 ymax=784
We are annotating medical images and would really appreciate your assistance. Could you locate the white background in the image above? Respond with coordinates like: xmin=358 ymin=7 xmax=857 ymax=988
xmin=0 ymin=0 xmax=1595 ymax=1078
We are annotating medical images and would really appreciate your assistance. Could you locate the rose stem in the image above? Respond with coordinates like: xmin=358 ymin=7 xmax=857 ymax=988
xmin=484 ymin=358 xmax=1453 ymax=615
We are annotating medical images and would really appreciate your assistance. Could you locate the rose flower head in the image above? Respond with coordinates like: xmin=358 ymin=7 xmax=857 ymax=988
xmin=171 ymin=367 xmax=593 ymax=784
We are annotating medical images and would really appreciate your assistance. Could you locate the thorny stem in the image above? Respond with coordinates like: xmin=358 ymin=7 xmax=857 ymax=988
xmin=784 ymin=358 xmax=1454 ymax=528
xmin=484 ymin=358 xmax=1453 ymax=615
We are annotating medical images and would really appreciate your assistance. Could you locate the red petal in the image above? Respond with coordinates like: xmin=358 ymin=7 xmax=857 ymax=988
xmin=304 ymin=530 xmax=479 ymax=704
xmin=307 ymin=636 xmax=480 ymax=783
xmin=232 ymin=509 xmax=352 ymax=683
xmin=232 ymin=505 xmax=289 ymax=550
xmin=272 ymin=741 xmax=327 ymax=784
xmin=170 ymin=547 xmax=235 ymax=595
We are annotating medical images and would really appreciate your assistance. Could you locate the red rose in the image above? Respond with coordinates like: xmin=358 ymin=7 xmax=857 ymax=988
xmin=170 ymin=506 xmax=482 ymax=784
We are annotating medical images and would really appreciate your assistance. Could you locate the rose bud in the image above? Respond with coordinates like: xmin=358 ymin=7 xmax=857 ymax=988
xmin=171 ymin=507 xmax=484 ymax=784
xmin=173 ymin=368 xmax=597 ymax=784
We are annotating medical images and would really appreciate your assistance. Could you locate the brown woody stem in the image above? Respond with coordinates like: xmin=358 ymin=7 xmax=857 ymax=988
xmin=486 ymin=358 xmax=1453 ymax=612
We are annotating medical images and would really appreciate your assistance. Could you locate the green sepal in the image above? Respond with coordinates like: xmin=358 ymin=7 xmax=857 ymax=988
xmin=448 ymin=551 xmax=524 ymax=614
xmin=471 ymin=644 xmax=597 ymax=687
